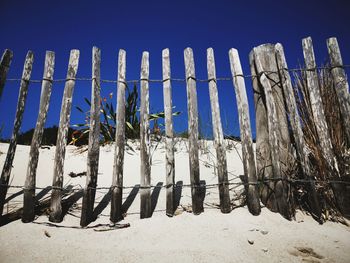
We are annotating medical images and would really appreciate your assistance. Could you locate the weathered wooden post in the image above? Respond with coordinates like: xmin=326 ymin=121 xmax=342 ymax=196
xmin=229 ymin=48 xmax=261 ymax=215
xmin=162 ymin=48 xmax=176 ymax=216
xmin=302 ymin=37 xmax=337 ymax=171
xmin=22 ymin=51 xmax=55 ymax=222
xmin=110 ymin=49 xmax=126 ymax=223
xmin=48 ymin=50 xmax=80 ymax=223
xmin=275 ymin=43 xmax=321 ymax=220
xmin=140 ymin=51 xmax=152 ymax=219
xmin=326 ymin=37 xmax=350 ymax=146
xmin=0 ymin=49 xmax=13 ymax=100
xmin=184 ymin=48 xmax=203 ymax=214
xmin=0 ymin=51 xmax=33 ymax=218
xmin=206 ymin=48 xmax=231 ymax=213
xmin=80 ymin=47 xmax=101 ymax=227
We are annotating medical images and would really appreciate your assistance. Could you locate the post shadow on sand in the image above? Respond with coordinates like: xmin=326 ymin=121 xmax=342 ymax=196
xmin=151 ymin=182 xmax=163 ymax=216
xmin=173 ymin=181 xmax=183 ymax=213
xmin=0 ymin=186 xmax=52 ymax=227
xmin=60 ymin=190 xmax=84 ymax=220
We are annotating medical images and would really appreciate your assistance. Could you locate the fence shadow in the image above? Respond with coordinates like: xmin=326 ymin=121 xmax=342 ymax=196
xmin=174 ymin=181 xmax=183 ymax=213
xmin=122 ymin=184 xmax=140 ymax=213
xmin=61 ymin=190 xmax=84 ymax=220
xmin=4 ymin=190 xmax=24 ymax=204
xmin=92 ymin=189 xmax=112 ymax=220
xmin=151 ymin=182 xmax=163 ymax=216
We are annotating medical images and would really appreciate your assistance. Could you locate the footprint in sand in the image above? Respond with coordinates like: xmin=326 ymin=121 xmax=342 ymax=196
xmin=288 ymin=246 xmax=324 ymax=263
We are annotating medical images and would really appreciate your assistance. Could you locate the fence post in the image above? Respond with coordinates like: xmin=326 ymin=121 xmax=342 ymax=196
xmin=0 ymin=49 xmax=13 ymax=100
xmin=229 ymin=48 xmax=261 ymax=215
xmin=110 ymin=49 xmax=126 ymax=223
xmin=184 ymin=48 xmax=203 ymax=214
xmin=140 ymin=51 xmax=152 ymax=219
xmin=162 ymin=48 xmax=176 ymax=216
xmin=302 ymin=37 xmax=337 ymax=170
xmin=275 ymin=43 xmax=321 ymax=220
xmin=206 ymin=48 xmax=231 ymax=213
xmin=48 ymin=50 xmax=80 ymax=223
xmin=80 ymin=47 xmax=101 ymax=227
xmin=326 ymin=37 xmax=350 ymax=146
xmin=0 ymin=51 xmax=33 ymax=218
xmin=253 ymin=47 xmax=291 ymax=219
xmin=22 ymin=51 xmax=55 ymax=221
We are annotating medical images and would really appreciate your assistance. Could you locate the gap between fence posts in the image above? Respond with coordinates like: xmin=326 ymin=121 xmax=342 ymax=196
xmin=22 ymin=51 xmax=55 ymax=222
xmin=110 ymin=49 xmax=126 ymax=223
xmin=140 ymin=51 xmax=152 ymax=219
xmin=302 ymin=37 xmax=338 ymax=173
xmin=253 ymin=45 xmax=292 ymax=219
xmin=206 ymin=48 xmax=231 ymax=213
xmin=48 ymin=50 xmax=80 ymax=223
xmin=0 ymin=49 xmax=13 ymax=101
xmin=162 ymin=48 xmax=176 ymax=216
xmin=326 ymin=37 xmax=350 ymax=146
xmin=229 ymin=48 xmax=261 ymax=216
xmin=80 ymin=47 xmax=101 ymax=227
xmin=0 ymin=51 xmax=33 ymax=219
xmin=184 ymin=48 xmax=203 ymax=214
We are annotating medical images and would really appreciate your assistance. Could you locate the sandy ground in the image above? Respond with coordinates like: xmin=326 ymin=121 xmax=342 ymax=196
xmin=0 ymin=140 xmax=349 ymax=263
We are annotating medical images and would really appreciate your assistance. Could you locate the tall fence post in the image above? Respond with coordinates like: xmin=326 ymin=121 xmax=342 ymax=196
xmin=140 ymin=51 xmax=152 ymax=219
xmin=80 ymin=47 xmax=101 ymax=227
xmin=48 ymin=50 xmax=80 ymax=223
xmin=184 ymin=48 xmax=203 ymax=214
xmin=0 ymin=51 xmax=34 ymax=218
xmin=275 ymin=43 xmax=321 ymax=221
xmin=229 ymin=48 xmax=261 ymax=215
xmin=206 ymin=48 xmax=231 ymax=213
xmin=162 ymin=48 xmax=176 ymax=216
xmin=326 ymin=37 xmax=350 ymax=146
xmin=110 ymin=49 xmax=126 ymax=223
xmin=0 ymin=49 xmax=13 ymax=100
xmin=253 ymin=47 xmax=291 ymax=219
xmin=302 ymin=37 xmax=337 ymax=171
xmin=22 ymin=51 xmax=55 ymax=222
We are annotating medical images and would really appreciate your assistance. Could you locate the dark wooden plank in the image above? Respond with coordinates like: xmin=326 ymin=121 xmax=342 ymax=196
xmin=327 ymin=37 xmax=350 ymax=146
xmin=275 ymin=43 xmax=321 ymax=220
xmin=184 ymin=48 xmax=203 ymax=214
xmin=229 ymin=48 xmax=261 ymax=215
xmin=162 ymin=48 xmax=175 ymax=216
xmin=302 ymin=37 xmax=337 ymax=170
xmin=22 ymin=51 xmax=55 ymax=222
xmin=0 ymin=49 xmax=13 ymax=100
xmin=140 ymin=51 xmax=151 ymax=219
xmin=0 ymin=51 xmax=33 ymax=218
xmin=254 ymin=47 xmax=291 ymax=219
xmin=110 ymin=49 xmax=126 ymax=223
xmin=48 ymin=50 xmax=80 ymax=223
xmin=206 ymin=48 xmax=230 ymax=213
xmin=80 ymin=47 xmax=101 ymax=227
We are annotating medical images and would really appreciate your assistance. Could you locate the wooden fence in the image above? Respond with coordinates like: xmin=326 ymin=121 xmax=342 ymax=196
xmin=0 ymin=36 xmax=349 ymax=227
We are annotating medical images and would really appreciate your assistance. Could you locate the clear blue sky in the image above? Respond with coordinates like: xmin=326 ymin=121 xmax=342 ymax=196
xmin=1 ymin=0 xmax=349 ymax=139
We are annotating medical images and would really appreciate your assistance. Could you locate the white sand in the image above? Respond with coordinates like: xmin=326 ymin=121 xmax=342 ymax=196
xmin=0 ymin=141 xmax=349 ymax=263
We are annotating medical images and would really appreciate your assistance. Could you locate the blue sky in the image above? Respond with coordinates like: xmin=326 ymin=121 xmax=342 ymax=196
xmin=1 ymin=0 xmax=349 ymax=139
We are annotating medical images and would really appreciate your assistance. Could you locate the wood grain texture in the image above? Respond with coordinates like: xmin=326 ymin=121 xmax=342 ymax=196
xmin=49 ymin=50 xmax=80 ymax=223
xmin=229 ymin=48 xmax=260 ymax=216
xmin=0 ymin=51 xmax=33 ymax=218
xmin=254 ymin=48 xmax=291 ymax=219
xmin=80 ymin=47 xmax=101 ymax=227
xmin=184 ymin=48 xmax=203 ymax=214
xmin=0 ymin=49 xmax=13 ymax=100
xmin=110 ymin=49 xmax=126 ymax=223
xmin=326 ymin=37 xmax=350 ymax=146
xmin=22 ymin=51 xmax=55 ymax=222
xmin=302 ymin=37 xmax=337 ymax=170
xmin=162 ymin=48 xmax=175 ymax=216
xmin=275 ymin=43 xmax=321 ymax=220
xmin=206 ymin=48 xmax=230 ymax=213
xmin=140 ymin=51 xmax=151 ymax=219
